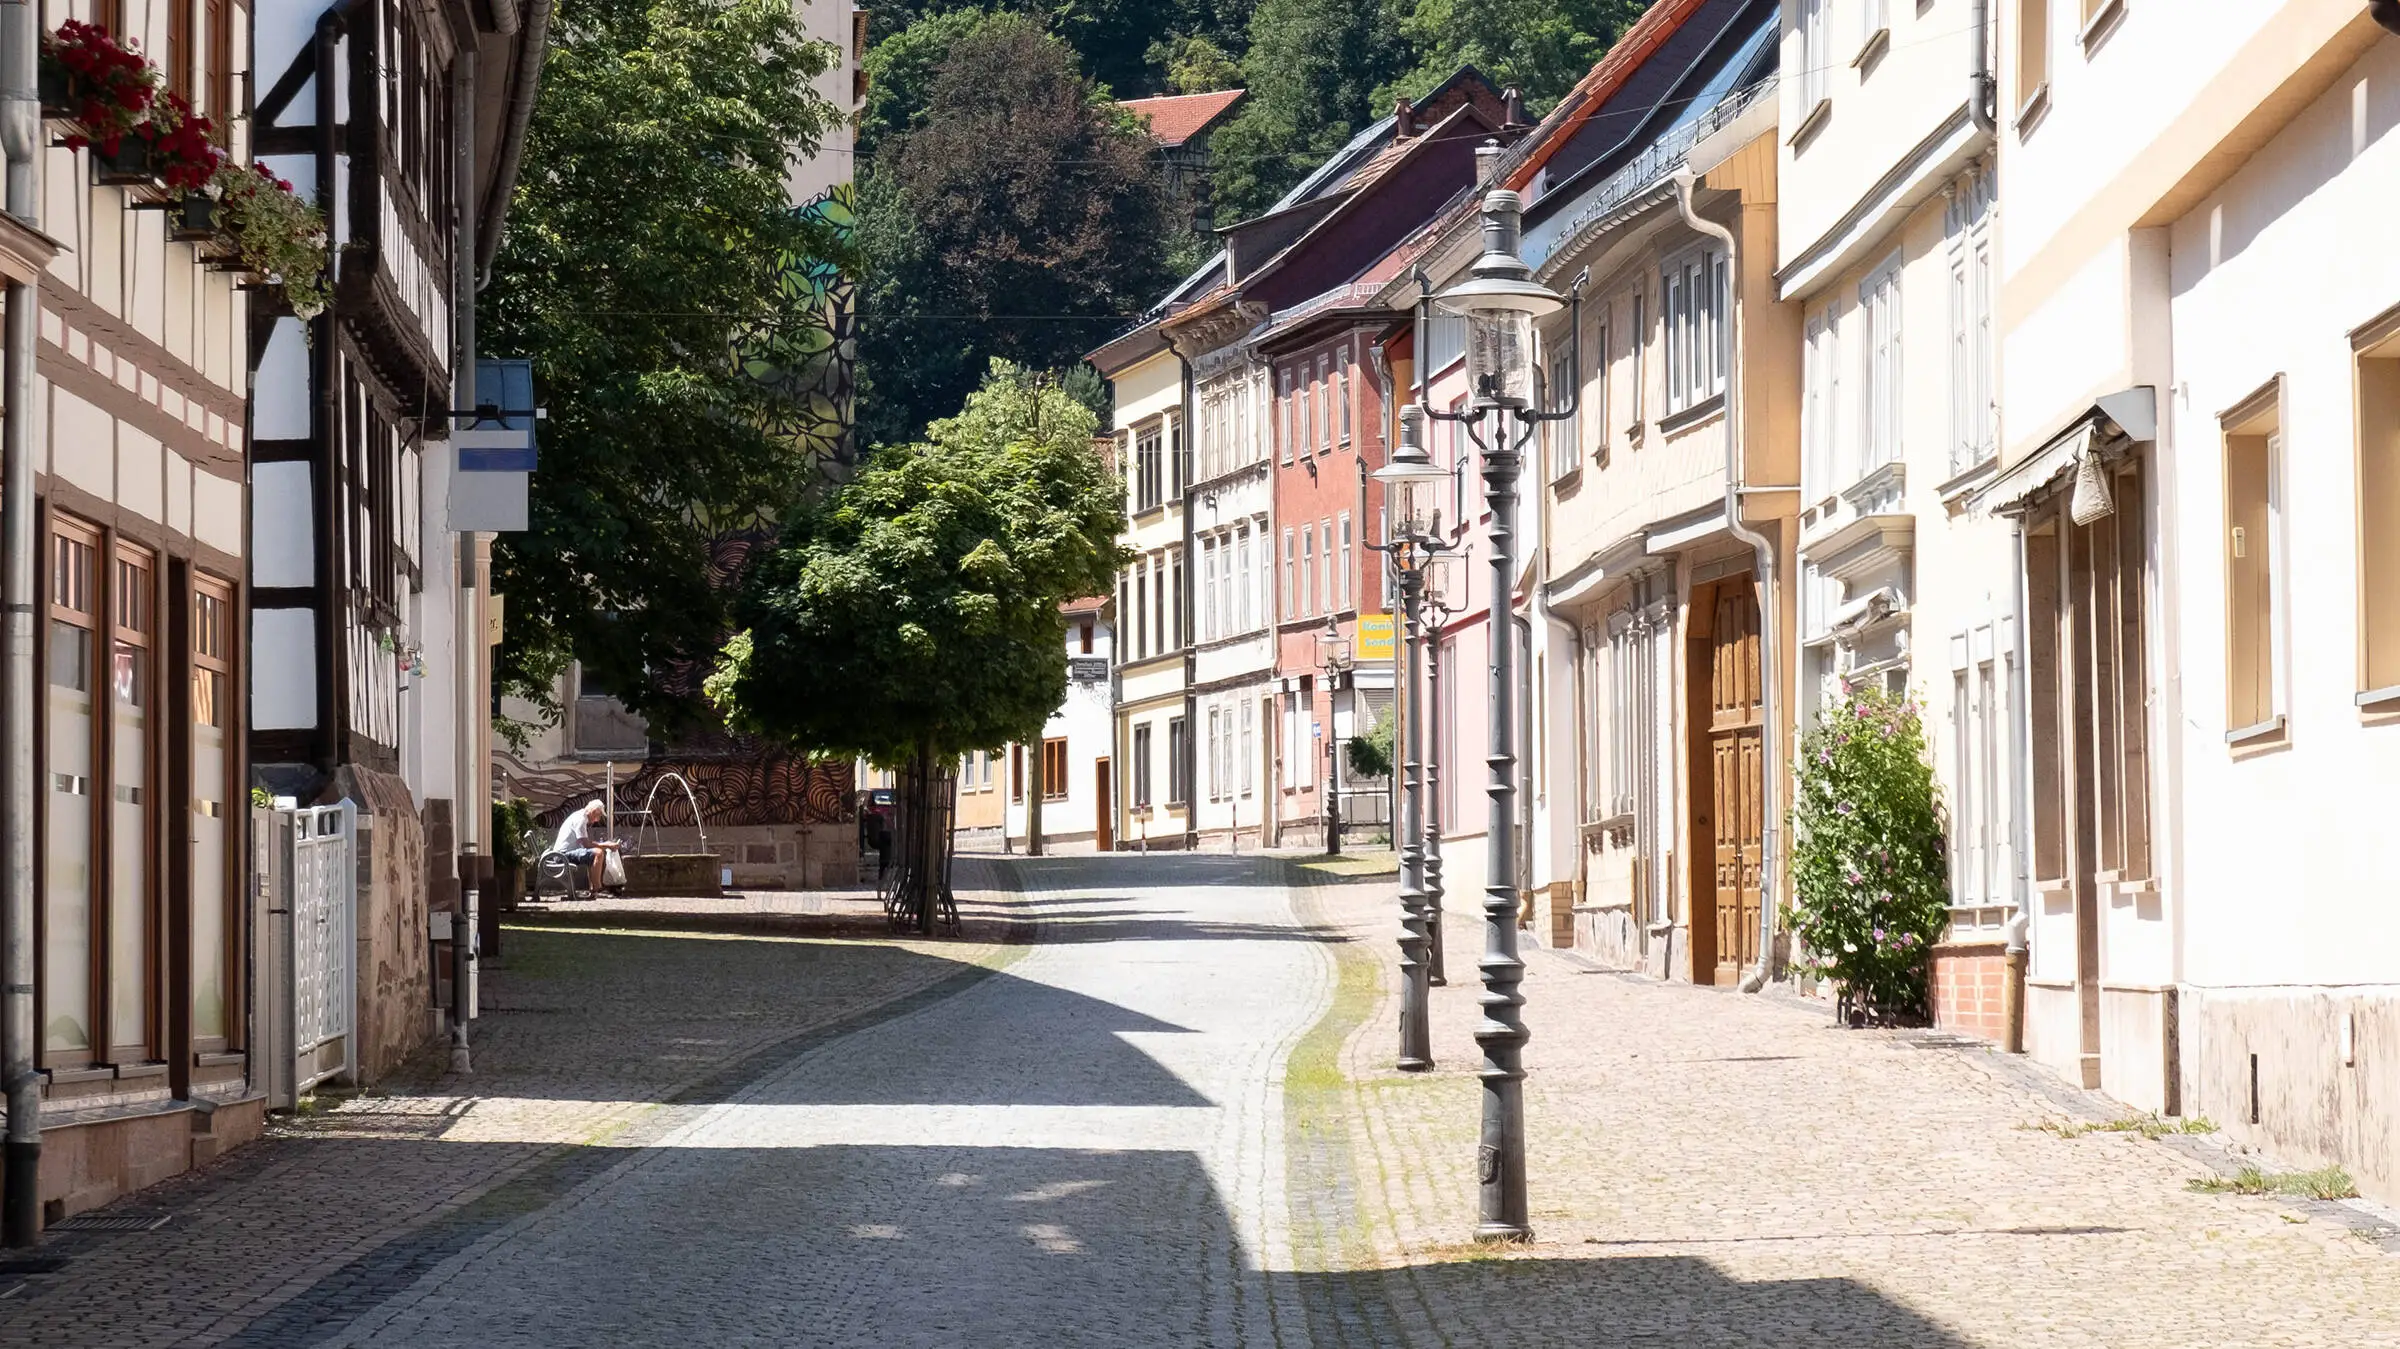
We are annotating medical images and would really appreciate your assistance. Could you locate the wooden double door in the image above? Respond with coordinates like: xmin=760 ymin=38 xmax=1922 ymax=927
xmin=1688 ymin=578 xmax=1763 ymax=986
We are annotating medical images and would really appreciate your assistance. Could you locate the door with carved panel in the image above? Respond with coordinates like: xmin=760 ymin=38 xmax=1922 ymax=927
xmin=1708 ymin=582 xmax=1763 ymax=986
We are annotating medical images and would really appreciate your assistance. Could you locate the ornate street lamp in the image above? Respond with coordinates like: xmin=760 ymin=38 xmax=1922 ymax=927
xmin=1370 ymin=405 xmax=1451 ymax=1072
xmin=1419 ymin=550 xmax=1461 ymax=988
xmin=1315 ymin=613 xmax=1352 ymax=857
xmin=1423 ymin=161 xmax=1581 ymax=1244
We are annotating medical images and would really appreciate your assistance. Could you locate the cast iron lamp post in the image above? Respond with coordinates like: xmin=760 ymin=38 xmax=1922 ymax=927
xmin=1369 ymin=406 xmax=1453 ymax=1071
xmin=1419 ymin=553 xmax=1460 ymax=987
xmin=1315 ymin=614 xmax=1352 ymax=857
xmin=1421 ymin=168 xmax=1581 ymax=1244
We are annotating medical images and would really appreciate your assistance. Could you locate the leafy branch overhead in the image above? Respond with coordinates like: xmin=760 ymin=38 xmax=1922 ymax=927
xmin=707 ymin=362 xmax=1129 ymax=766
xmin=483 ymin=0 xmax=845 ymax=727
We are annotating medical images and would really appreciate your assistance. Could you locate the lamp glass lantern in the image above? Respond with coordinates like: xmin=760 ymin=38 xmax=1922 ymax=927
xmin=1436 ymin=188 xmax=1564 ymax=411
xmin=1373 ymin=403 xmax=1449 ymax=540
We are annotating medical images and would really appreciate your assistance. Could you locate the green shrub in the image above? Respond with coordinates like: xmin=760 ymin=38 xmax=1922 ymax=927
xmin=1346 ymin=714 xmax=1394 ymax=780
xmin=1785 ymin=687 xmax=1949 ymax=1021
xmin=492 ymin=798 xmax=537 ymax=871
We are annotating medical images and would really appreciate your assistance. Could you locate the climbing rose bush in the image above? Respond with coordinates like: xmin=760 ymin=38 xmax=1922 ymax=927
xmin=1785 ymin=686 xmax=1949 ymax=1021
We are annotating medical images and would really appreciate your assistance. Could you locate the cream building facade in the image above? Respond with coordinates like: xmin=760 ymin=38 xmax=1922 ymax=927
xmin=1983 ymin=0 xmax=2400 ymax=1205
xmin=1094 ymin=329 xmax=1188 ymax=848
xmin=1778 ymin=0 xmax=2021 ymax=1037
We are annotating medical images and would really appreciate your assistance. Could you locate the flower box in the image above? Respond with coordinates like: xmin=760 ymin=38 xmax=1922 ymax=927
xmin=91 ymin=136 xmax=160 ymax=187
xmin=168 ymin=193 xmax=221 ymax=243
xmin=37 ymin=60 xmax=77 ymax=120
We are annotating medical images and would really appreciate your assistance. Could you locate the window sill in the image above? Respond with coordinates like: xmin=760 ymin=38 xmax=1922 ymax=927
xmin=1658 ymin=393 xmax=1727 ymax=438
xmin=1935 ymin=452 xmax=2000 ymax=504
xmin=1788 ymin=96 xmax=1832 ymax=150
xmin=2357 ymin=684 xmax=2400 ymax=711
xmin=2080 ymin=0 xmax=2127 ymax=54
xmin=1851 ymin=27 xmax=1890 ymax=75
xmin=1550 ymin=465 xmax=1583 ymax=492
xmin=2224 ymin=714 xmax=2287 ymax=748
xmin=2015 ymin=83 xmax=2051 ymax=139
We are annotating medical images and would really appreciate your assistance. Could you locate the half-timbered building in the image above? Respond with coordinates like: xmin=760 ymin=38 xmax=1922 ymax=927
xmin=24 ymin=0 xmax=258 ymax=1220
xmin=245 ymin=0 xmax=543 ymax=1085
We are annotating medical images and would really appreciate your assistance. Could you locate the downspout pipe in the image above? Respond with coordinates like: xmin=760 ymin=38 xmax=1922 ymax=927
xmin=2 ymin=0 xmax=43 ymax=1248
xmin=1674 ymin=170 xmax=1783 ymax=994
xmin=2002 ymin=520 xmax=2032 ymax=1053
xmin=478 ymin=0 xmax=553 ymax=288
xmin=1968 ymin=0 xmax=1996 ymax=134
xmin=309 ymin=3 xmax=352 ymax=776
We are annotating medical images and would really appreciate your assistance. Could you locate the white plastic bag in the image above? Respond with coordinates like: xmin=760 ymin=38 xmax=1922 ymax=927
xmin=600 ymin=848 xmax=627 ymax=890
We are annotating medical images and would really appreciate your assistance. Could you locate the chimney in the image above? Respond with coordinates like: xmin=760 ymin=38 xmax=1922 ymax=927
xmin=1502 ymin=86 xmax=1527 ymax=129
xmin=1394 ymin=96 xmax=1416 ymax=139
xmin=1476 ymin=137 xmax=1503 ymax=187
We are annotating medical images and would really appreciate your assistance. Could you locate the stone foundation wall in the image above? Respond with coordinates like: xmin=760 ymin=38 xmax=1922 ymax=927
xmin=1574 ymin=901 xmax=1640 ymax=968
xmin=335 ymin=767 xmax=436 ymax=1085
xmin=2183 ymin=986 xmax=2398 ymax=1206
xmin=1930 ymin=940 xmax=2009 ymax=1042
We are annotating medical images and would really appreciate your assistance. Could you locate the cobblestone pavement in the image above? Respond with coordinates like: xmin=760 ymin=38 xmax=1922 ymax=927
xmin=8 ymin=854 xmax=2400 ymax=1347
xmin=1299 ymin=867 xmax=2400 ymax=1347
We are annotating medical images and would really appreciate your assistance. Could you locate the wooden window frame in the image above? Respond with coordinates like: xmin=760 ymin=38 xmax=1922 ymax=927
xmin=39 ymin=515 xmax=101 ymax=1069
xmin=2219 ymin=376 xmax=2287 ymax=743
xmin=188 ymin=574 xmax=241 ymax=1056
xmin=2352 ymin=305 xmax=2400 ymax=705
xmin=106 ymin=540 xmax=161 ymax=1067
xmin=1041 ymin=739 xmax=1068 ymax=802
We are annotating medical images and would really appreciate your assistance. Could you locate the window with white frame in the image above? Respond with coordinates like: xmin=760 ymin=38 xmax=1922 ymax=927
xmin=1317 ymin=355 xmax=1333 ymax=452
xmin=2223 ymin=381 xmax=2287 ymax=736
xmin=1300 ymin=525 xmax=1316 ymax=618
xmin=1798 ymin=0 xmax=1829 ymax=112
xmin=1947 ymin=169 xmax=1997 ymax=475
xmin=1318 ymin=516 xmax=1334 ymax=617
xmin=1281 ymin=528 xmax=1295 ymax=619
xmin=1238 ymin=698 xmax=1255 ymax=798
xmin=1802 ymin=305 xmax=1841 ymax=499
xmin=1859 ymin=257 xmax=1902 ymax=477
xmin=1338 ymin=348 xmax=1354 ymax=444
xmin=1949 ymin=621 xmax=2018 ymax=920
xmin=1200 ymin=538 xmax=1219 ymax=641
xmin=1662 ymin=246 xmax=1728 ymax=416
xmin=1279 ymin=369 xmax=1297 ymax=464
xmin=1236 ymin=525 xmax=1255 ymax=632
xmin=1206 ymin=707 xmax=1223 ymax=800
xmin=1133 ymin=566 xmax=1149 ymax=660
xmin=1548 ymin=344 xmax=1579 ymax=479
xmin=1860 ymin=0 xmax=1889 ymax=47
xmin=1593 ymin=320 xmax=1611 ymax=467
xmin=1629 ymin=290 xmax=1647 ymax=431
xmin=1337 ymin=513 xmax=1353 ymax=612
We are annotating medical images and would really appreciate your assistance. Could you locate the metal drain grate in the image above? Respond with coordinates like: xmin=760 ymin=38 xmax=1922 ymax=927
xmin=50 ymin=1210 xmax=172 ymax=1233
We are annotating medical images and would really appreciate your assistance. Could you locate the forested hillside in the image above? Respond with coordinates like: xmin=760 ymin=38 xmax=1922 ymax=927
xmin=856 ymin=0 xmax=1653 ymax=451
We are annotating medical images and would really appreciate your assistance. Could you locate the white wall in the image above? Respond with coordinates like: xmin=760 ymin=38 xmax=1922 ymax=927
xmin=2166 ymin=36 xmax=2400 ymax=991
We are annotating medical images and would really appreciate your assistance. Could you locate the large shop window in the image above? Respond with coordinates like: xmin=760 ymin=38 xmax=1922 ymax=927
xmin=44 ymin=522 xmax=98 ymax=1060
xmin=2221 ymin=380 xmax=2286 ymax=739
xmin=109 ymin=547 xmax=156 ymax=1062
xmin=192 ymin=578 xmax=235 ymax=1044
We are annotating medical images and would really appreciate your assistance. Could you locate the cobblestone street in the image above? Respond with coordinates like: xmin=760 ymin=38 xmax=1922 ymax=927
xmin=4 ymin=854 xmax=2397 ymax=1347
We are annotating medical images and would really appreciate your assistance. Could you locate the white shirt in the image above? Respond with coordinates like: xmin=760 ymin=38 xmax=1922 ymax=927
xmin=554 ymin=811 xmax=598 ymax=855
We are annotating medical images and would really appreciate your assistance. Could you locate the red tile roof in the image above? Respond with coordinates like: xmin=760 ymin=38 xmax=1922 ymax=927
xmin=1120 ymin=89 xmax=1248 ymax=148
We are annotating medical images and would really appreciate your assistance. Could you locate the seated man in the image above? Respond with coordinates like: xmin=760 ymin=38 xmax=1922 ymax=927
xmin=552 ymin=799 xmax=622 ymax=898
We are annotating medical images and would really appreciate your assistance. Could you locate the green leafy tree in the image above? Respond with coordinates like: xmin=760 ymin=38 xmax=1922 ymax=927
xmin=858 ymin=15 xmax=1174 ymax=450
xmin=708 ymin=363 xmax=1128 ymax=927
xmin=868 ymin=1 xmax=1252 ymax=98
xmin=1149 ymin=32 xmax=1243 ymax=92
xmin=1207 ymin=0 xmax=1413 ymax=220
xmin=1383 ymin=0 xmax=1649 ymax=114
xmin=1785 ymin=688 xmax=1951 ymax=1022
xmin=483 ymin=0 xmax=842 ymax=723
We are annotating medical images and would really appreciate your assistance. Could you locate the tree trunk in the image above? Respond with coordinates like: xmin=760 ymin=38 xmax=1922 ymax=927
xmin=1027 ymin=738 xmax=1045 ymax=856
xmin=887 ymin=743 xmax=958 ymax=935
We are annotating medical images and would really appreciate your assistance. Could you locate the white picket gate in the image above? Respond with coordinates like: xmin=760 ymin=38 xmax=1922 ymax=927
xmin=263 ymin=802 xmax=357 ymax=1107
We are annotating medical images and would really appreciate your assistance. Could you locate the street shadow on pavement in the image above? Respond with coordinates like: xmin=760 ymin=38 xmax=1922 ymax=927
xmin=133 ymin=1143 xmax=1975 ymax=1349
